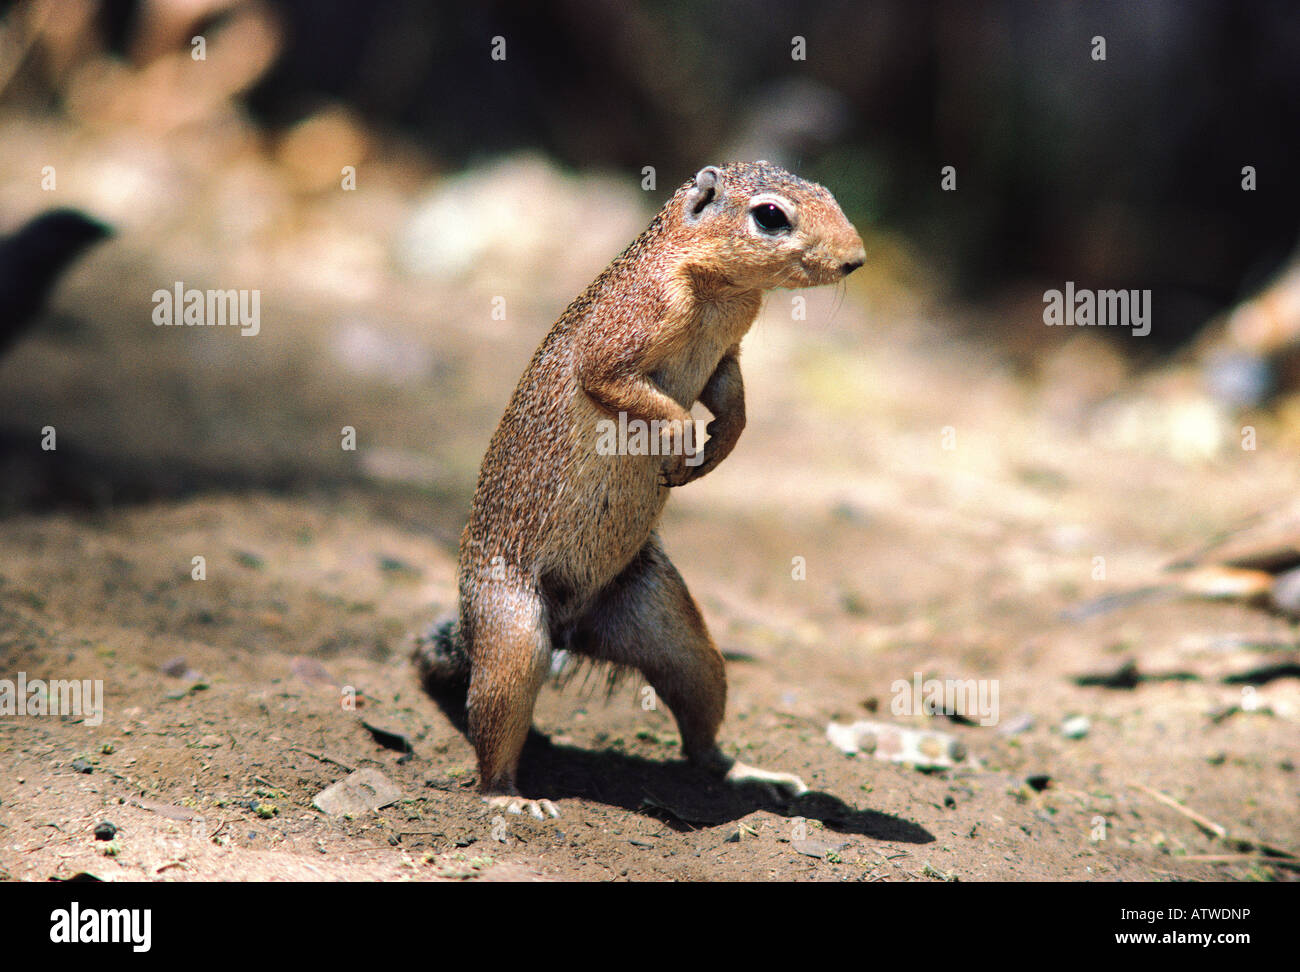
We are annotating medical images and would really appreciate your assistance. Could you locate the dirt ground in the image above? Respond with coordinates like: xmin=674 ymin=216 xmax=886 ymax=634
xmin=1 ymin=158 xmax=1298 ymax=882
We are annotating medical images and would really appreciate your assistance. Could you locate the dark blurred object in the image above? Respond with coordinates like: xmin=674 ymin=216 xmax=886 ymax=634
xmin=1194 ymin=250 xmax=1300 ymax=407
xmin=0 ymin=208 xmax=112 ymax=357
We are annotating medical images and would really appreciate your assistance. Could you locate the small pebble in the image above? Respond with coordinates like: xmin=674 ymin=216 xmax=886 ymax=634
xmin=792 ymin=838 xmax=846 ymax=859
xmin=93 ymin=822 xmax=117 ymax=841
xmin=160 ymin=657 xmax=198 ymax=679
xmin=1061 ymin=715 xmax=1091 ymax=739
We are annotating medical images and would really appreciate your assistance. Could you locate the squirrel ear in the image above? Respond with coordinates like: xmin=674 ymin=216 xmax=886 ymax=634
xmin=685 ymin=166 xmax=721 ymax=219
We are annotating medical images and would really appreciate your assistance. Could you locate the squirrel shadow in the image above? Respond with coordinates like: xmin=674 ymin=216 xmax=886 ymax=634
xmin=424 ymin=688 xmax=932 ymax=843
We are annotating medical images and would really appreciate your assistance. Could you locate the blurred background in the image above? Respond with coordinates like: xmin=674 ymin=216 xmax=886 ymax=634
xmin=0 ymin=1 xmax=1298 ymax=505
xmin=0 ymin=0 xmax=1296 ymax=505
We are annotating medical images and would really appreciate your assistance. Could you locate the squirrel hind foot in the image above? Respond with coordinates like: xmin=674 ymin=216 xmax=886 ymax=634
xmin=724 ymin=759 xmax=809 ymax=799
xmin=485 ymin=794 xmax=561 ymax=819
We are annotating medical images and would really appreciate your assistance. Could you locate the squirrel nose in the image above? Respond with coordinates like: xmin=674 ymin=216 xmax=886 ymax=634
xmin=840 ymin=241 xmax=866 ymax=277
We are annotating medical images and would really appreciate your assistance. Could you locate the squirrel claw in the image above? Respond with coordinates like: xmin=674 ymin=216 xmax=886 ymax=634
xmin=486 ymin=795 xmax=561 ymax=819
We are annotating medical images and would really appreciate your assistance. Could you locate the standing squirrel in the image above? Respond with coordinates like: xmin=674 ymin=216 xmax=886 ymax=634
xmin=415 ymin=161 xmax=865 ymax=818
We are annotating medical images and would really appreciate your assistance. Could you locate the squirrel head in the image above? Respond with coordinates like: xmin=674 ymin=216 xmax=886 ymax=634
xmin=669 ymin=161 xmax=865 ymax=292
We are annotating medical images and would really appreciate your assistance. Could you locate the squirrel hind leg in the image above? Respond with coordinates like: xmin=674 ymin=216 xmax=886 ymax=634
xmin=573 ymin=536 xmax=809 ymax=800
xmin=569 ymin=536 xmax=728 ymax=768
xmin=463 ymin=583 xmax=553 ymax=797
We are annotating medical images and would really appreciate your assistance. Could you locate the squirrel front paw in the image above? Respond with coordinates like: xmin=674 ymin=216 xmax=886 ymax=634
xmin=658 ymin=451 xmax=693 ymax=488
xmin=655 ymin=419 xmax=703 ymax=487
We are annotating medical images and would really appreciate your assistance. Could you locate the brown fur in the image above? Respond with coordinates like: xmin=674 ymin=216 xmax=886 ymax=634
xmin=416 ymin=161 xmax=865 ymax=801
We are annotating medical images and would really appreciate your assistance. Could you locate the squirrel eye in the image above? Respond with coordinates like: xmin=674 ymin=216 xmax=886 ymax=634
xmin=751 ymin=202 xmax=791 ymax=233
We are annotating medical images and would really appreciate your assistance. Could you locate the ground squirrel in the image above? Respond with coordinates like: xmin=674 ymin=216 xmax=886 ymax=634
xmin=415 ymin=161 xmax=865 ymax=818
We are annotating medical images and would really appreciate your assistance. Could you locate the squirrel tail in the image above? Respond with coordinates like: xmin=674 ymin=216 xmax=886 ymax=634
xmin=412 ymin=616 xmax=471 ymax=697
